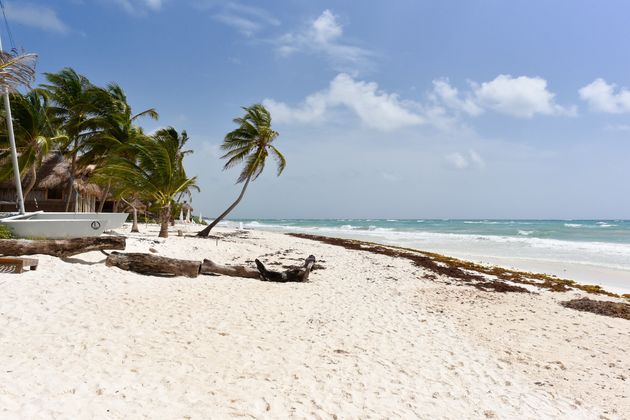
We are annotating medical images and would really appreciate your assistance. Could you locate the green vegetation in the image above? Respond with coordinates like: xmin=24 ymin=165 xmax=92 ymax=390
xmin=0 ymin=55 xmax=285 ymax=239
xmin=0 ymin=62 xmax=198 ymax=238
xmin=102 ymin=128 xmax=198 ymax=238
xmin=197 ymin=104 xmax=285 ymax=237
xmin=0 ymin=224 xmax=14 ymax=239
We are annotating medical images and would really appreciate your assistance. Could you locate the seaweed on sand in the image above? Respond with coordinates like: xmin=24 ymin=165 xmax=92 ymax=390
xmin=560 ymin=298 xmax=630 ymax=320
xmin=287 ymin=233 xmax=624 ymax=299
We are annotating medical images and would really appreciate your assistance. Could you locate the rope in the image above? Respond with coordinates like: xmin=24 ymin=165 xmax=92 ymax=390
xmin=0 ymin=0 xmax=17 ymax=52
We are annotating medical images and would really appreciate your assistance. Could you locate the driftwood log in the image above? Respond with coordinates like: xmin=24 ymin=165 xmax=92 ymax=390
xmin=107 ymin=252 xmax=317 ymax=282
xmin=105 ymin=252 xmax=201 ymax=278
xmin=200 ymin=259 xmax=259 ymax=278
xmin=255 ymin=255 xmax=316 ymax=282
xmin=0 ymin=236 xmax=126 ymax=258
xmin=202 ymin=255 xmax=316 ymax=282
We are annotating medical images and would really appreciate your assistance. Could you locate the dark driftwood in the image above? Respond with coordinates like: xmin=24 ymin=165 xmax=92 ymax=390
xmin=200 ymin=259 xmax=259 ymax=278
xmin=201 ymin=255 xmax=317 ymax=282
xmin=0 ymin=236 xmax=126 ymax=258
xmin=105 ymin=252 xmax=316 ymax=282
xmin=255 ymin=255 xmax=316 ymax=282
xmin=106 ymin=252 xmax=201 ymax=278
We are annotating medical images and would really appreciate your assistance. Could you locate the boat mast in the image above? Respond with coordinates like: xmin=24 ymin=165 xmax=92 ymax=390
xmin=0 ymin=28 xmax=25 ymax=214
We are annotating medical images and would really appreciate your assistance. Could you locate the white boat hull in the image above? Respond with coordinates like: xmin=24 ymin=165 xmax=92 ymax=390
xmin=28 ymin=212 xmax=129 ymax=229
xmin=0 ymin=212 xmax=128 ymax=239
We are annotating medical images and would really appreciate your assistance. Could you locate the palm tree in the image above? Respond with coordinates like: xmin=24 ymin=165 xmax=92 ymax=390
xmin=197 ymin=104 xmax=285 ymax=237
xmin=39 ymin=68 xmax=102 ymax=210
xmin=117 ymin=191 xmax=145 ymax=233
xmin=80 ymin=83 xmax=158 ymax=211
xmin=102 ymin=128 xmax=198 ymax=238
xmin=0 ymin=90 xmax=65 ymax=201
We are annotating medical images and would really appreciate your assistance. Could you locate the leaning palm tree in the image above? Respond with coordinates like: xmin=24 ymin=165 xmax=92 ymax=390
xmin=101 ymin=128 xmax=198 ymax=238
xmin=197 ymin=104 xmax=285 ymax=237
xmin=0 ymin=90 xmax=66 ymax=201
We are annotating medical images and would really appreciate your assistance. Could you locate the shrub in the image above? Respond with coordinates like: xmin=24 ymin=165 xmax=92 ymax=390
xmin=0 ymin=224 xmax=15 ymax=239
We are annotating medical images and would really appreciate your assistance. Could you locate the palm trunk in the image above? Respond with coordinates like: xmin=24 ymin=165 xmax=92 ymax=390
xmin=98 ymin=180 xmax=111 ymax=213
xmin=64 ymin=147 xmax=77 ymax=212
xmin=158 ymin=204 xmax=170 ymax=238
xmin=22 ymin=165 xmax=37 ymax=206
xmin=131 ymin=207 xmax=139 ymax=233
xmin=197 ymin=175 xmax=251 ymax=237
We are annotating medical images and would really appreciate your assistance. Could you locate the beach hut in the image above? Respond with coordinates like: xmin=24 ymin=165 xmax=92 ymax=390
xmin=0 ymin=153 xmax=102 ymax=213
xmin=182 ymin=201 xmax=193 ymax=223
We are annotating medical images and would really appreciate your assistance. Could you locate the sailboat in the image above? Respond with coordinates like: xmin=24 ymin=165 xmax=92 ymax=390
xmin=0 ymin=23 xmax=127 ymax=238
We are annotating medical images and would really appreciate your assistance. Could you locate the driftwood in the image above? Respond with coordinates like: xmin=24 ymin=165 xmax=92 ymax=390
xmin=105 ymin=252 xmax=201 ymax=278
xmin=204 ymin=255 xmax=317 ymax=282
xmin=200 ymin=259 xmax=259 ymax=278
xmin=0 ymin=236 xmax=126 ymax=258
xmin=106 ymin=251 xmax=317 ymax=282
xmin=255 ymin=255 xmax=316 ymax=282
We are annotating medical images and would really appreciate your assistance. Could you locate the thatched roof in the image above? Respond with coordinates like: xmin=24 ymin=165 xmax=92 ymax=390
xmin=73 ymin=178 xmax=102 ymax=196
xmin=0 ymin=153 xmax=102 ymax=197
xmin=35 ymin=153 xmax=70 ymax=189
xmin=124 ymin=197 xmax=147 ymax=211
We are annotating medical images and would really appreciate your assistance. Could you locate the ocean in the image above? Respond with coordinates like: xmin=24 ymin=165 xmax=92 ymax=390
xmin=218 ymin=219 xmax=630 ymax=292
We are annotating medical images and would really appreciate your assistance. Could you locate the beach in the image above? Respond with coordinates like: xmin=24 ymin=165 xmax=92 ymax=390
xmin=0 ymin=224 xmax=627 ymax=419
xmin=230 ymin=219 xmax=630 ymax=295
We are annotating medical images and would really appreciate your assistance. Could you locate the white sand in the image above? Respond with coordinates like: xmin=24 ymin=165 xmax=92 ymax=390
xmin=0 ymin=225 xmax=627 ymax=419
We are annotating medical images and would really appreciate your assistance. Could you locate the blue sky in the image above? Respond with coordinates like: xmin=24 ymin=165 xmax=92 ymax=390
xmin=4 ymin=0 xmax=630 ymax=218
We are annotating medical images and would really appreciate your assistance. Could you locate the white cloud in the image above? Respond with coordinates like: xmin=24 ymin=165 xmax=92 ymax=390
xmin=276 ymin=9 xmax=371 ymax=71
xmin=5 ymin=2 xmax=69 ymax=33
xmin=112 ymin=0 xmax=163 ymax=15
xmin=206 ymin=2 xmax=279 ymax=36
xmin=445 ymin=150 xmax=485 ymax=170
xmin=214 ymin=14 xmax=260 ymax=36
xmin=579 ymin=78 xmax=630 ymax=114
xmin=430 ymin=79 xmax=483 ymax=116
xmin=446 ymin=152 xmax=469 ymax=169
xmin=265 ymin=73 xmax=577 ymax=133
xmin=145 ymin=0 xmax=162 ymax=9
xmin=473 ymin=75 xmax=575 ymax=118
xmin=433 ymin=75 xmax=575 ymax=118
xmin=264 ymin=73 xmax=424 ymax=131
xmin=312 ymin=9 xmax=342 ymax=43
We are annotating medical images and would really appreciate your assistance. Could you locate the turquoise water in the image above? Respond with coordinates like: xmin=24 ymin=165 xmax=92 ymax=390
xmin=218 ymin=219 xmax=630 ymax=291
xmin=227 ymin=219 xmax=630 ymax=244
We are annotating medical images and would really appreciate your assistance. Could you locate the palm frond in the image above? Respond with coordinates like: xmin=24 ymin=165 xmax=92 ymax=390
xmin=219 ymin=103 xmax=284 ymax=186
xmin=132 ymin=108 xmax=159 ymax=121
xmin=0 ymin=51 xmax=37 ymax=91
xmin=269 ymin=145 xmax=286 ymax=176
